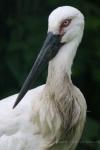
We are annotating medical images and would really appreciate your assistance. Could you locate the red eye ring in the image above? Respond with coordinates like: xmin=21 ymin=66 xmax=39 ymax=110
xmin=62 ymin=19 xmax=72 ymax=27
xmin=59 ymin=18 xmax=72 ymax=35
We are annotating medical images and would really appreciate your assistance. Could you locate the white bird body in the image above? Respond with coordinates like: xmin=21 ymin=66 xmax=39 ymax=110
xmin=0 ymin=6 xmax=87 ymax=150
xmin=0 ymin=84 xmax=86 ymax=150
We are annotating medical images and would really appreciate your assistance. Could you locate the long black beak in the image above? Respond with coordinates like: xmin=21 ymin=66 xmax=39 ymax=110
xmin=13 ymin=32 xmax=63 ymax=108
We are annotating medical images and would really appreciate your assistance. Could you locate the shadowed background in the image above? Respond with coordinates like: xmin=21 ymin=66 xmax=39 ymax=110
xmin=0 ymin=0 xmax=100 ymax=149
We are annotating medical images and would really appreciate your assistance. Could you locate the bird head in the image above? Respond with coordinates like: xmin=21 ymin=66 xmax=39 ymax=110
xmin=48 ymin=6 xmax=84 ymax=44
xmin=13 ymin=6 xmax=84 ymax=108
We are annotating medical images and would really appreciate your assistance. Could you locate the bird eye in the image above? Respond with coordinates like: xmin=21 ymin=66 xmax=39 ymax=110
xmin=59 ymin=18 xmax=72 ymax=35
xmin=62 ymin=19 xmax=71 ymax=27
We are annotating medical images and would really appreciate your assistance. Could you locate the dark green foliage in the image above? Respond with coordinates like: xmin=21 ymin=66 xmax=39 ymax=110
xmin=0 ymin=0 xmax=100 ymax=149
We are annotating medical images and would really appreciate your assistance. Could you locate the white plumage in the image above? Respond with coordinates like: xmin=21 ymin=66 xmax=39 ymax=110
xmin=0 ymin=6 xmax=87 ymax=150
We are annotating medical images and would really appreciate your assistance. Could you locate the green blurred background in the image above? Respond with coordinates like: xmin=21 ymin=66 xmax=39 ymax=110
xmin=0 ymin=0 xmax=100 ymax=149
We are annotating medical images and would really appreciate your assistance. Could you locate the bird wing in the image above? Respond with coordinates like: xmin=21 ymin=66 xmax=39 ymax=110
xmin=0 ymin=85 xmax=45 ymax=150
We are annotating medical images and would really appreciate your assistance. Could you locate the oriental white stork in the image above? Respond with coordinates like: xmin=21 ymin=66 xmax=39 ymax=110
xmin=0 ymin=6 xmax=87 ymax=150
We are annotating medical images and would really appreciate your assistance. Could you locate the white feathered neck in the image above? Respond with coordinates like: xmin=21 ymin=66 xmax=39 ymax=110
xmin=48 ymin=33 xmax=83 ymax=79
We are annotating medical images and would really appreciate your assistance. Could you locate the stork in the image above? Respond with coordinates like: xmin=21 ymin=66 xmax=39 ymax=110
xmin=0 ymin=6 xmax=87 ymax=150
